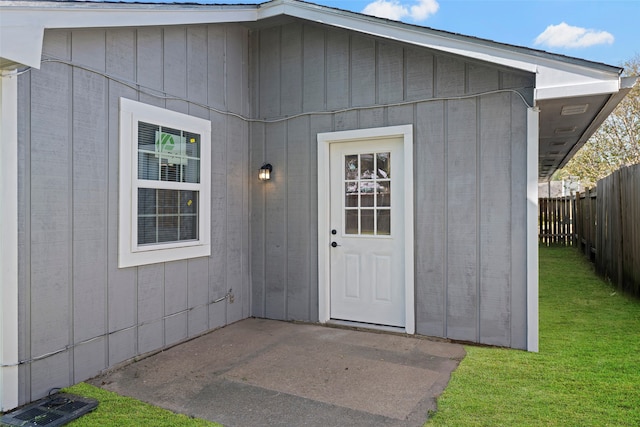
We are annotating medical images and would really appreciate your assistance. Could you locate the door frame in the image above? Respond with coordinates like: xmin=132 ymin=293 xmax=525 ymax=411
xmin=317 ymin=125 xmax=415 ymax=334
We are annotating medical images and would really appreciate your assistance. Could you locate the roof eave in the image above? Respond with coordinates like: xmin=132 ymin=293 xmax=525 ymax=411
xmin=0 ymin=2 xmax=260 ymax=69
xmin=2 ymin=0 xmax=623 ymax=77
xmin=263 ymin=0 xmax=622 ymax=73
xmin=0 ymin=0 xmax=626 ymax=102
xmin=261 ymin=0 xmax=623 ymax=103
xmin=557 ymin=76 xmax=639 ymax=171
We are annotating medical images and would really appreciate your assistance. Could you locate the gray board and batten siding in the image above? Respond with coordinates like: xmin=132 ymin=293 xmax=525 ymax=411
xmin=16 ymin=18 xmax=533 ymax=403
xmin=17 ymin=25 xmax=252 ymax=403
xmin=249 ymin=20 xmax=533 ymax=348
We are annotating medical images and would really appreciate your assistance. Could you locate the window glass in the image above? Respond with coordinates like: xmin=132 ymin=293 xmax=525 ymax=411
xmin=345 ymin=155 xmax=358 ymax=180
xmin=343 ymin=152 xmax=391 ymax=236
xmin=345 ymin=183 xmax=359 ymax=207
xmin=138 ymin=121 xmax=200 ymax=184
xmin=376 ymin=152 xmax=391 ymax=178
xmin=360 ymin=154 xmax=374 ymax=179
xmin=138 ymin=189 xmax=198 ymax=245
xmin=377 ymin=210 xmax=391 ymax=235
xmin=361 ymin=209 xmax=374 ymax=234
xmin=345 ymin=210 xmax=359 ymax=235
xmin=135 ymin=121 xmax=201 ymax=246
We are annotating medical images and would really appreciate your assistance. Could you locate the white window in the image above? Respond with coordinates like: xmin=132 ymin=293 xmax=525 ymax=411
xmin=118 ymin=98 xmax=211 ymax=268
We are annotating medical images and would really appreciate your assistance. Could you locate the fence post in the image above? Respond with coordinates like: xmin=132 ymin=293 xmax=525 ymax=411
xmin=563 ymin=195 xmax=569 ymax=245
xmin=571 ymin=193 xmax=577 ymax=246
xmin=584 ymin=187 xmax=590 ymax=258
xmin=590 ymin=187 xmax=597 ymax=261
xmin=575 ymin=191 xmax=581 ymax=249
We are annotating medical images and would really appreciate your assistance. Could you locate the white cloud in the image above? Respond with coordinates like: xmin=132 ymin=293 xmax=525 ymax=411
xmin=362 ymin=0 xmax=439 ymax=22
xmin=410 ymin=0 xmax=440 ymax=21
xmin=363 ymin=0 xmax=408 ymax=21
xmin=534 ymin=22 xmax=614 ymax=49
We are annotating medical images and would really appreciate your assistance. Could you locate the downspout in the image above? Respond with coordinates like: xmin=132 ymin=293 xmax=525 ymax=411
xmin=0 ymin=69 xmax=19 ymax=410
xmin=526 ymin=107 xmax=539 ymax=352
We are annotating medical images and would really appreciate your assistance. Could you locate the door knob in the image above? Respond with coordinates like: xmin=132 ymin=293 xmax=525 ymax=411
xmin=331 ymin=242 xmax=340 ymax=248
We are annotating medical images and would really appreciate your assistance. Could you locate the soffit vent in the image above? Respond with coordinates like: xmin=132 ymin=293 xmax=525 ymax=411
xmin=561 ymin=104 xmax=589 ymax=115
xmin=0 ymin=393 xmax=98 ymax=427
xmin=555 ymin=126 xmax=577 ymax=135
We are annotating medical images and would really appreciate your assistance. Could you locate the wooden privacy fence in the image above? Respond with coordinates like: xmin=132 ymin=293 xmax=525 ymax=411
xmin=539 ymin=163 xmax=640 ymax=297
xmin=539 ymin=195 xmax=574 ymax=246
xmin=594 ymin=165 xmax=640 ymax=297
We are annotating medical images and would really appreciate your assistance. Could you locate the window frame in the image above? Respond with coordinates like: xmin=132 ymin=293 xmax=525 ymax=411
xmin=118 ymin=98 xmax=211 ymax=268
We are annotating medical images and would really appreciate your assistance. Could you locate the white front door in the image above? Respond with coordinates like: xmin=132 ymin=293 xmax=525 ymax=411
xmin=329 ymin=137 xmax=405 ymax=327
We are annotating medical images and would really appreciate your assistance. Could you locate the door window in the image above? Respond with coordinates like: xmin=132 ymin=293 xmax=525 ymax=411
xmin=344 ymin=152 xmax=391 ymax=236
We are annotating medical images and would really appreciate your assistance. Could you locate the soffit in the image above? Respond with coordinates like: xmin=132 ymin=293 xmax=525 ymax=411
xmin=538 ymin=77 xmax=636 ymax=180
xmin=537 ymin=94 xmax=609 ymax=180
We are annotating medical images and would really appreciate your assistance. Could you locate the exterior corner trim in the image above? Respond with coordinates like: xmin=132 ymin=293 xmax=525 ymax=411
xmin=0 ymin=70 xmax=20 ymax=411
xmin=526 ymin=107 xmax=539 ymax=352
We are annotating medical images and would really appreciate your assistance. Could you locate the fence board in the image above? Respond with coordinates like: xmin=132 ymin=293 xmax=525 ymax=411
xmin=539 ymin=195 xmax=573 ymax=245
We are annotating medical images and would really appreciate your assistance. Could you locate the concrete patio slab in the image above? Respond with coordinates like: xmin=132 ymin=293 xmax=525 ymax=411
xmin=89 ymin=319 xmax=465 ymax=427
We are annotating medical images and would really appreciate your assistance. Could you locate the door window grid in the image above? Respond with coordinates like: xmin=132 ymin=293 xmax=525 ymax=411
xmin=344 ymin=152 xmax=391 ymax=236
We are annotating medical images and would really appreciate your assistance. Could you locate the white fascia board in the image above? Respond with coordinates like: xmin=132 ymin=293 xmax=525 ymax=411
xmin=1 ymin=4 xmax=258 ymax=28
xmin=535 ymin=80 xmax=620 ymax=101
xmin=0 ymin=25 xmax=44 ymax=69
xmin=534 ymin=62 xmax=621 ymax=100
xmin=0 ymin=4 xmax=258 ymax=69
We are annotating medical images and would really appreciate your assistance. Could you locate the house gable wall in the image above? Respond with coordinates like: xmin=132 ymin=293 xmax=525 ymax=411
xmin=14 ymin=17 xmax=535 ymax=405
xmin=16 ymin=25 xmax=251 ymax=404
xmin=248 ymin=21 xmax=533 ymax=349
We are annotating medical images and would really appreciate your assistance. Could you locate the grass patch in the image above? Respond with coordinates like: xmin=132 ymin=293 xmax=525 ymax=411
xmin=63 ymin=383 xmax=220 ymax=427
xmin=427 ymin=246 xmax=640 ymax=426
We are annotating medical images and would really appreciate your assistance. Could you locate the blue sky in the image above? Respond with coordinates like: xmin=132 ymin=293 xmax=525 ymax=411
xmin=111 ymin=0 xmax=637 ymax=68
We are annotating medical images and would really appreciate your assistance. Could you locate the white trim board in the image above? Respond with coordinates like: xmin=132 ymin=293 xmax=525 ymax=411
xmin=317 ymin=124 xmax=415 ymax=335
xmin=0 ymin=71 xmax=19 ymax=411
xmin=526 ymin=108 xmax=540 ymax=353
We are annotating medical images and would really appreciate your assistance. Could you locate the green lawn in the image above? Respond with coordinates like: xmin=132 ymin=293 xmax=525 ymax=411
xmin=427 ymin=246 xmax=640 ymax=426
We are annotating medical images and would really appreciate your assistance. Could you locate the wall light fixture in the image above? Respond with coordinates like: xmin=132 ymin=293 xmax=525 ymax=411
xmin=259 ymin=163 xmax=272 ymax=181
